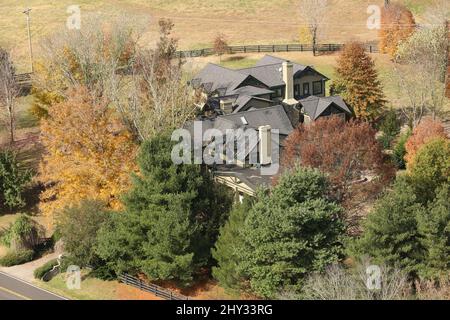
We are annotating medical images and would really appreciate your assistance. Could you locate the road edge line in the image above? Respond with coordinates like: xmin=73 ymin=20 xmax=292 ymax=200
xmin=0 ymin=271 xmax=70 ymax=300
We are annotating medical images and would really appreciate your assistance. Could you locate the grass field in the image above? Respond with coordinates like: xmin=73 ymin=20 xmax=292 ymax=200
xmin=0 ymin=0 xmax=441 ymax=72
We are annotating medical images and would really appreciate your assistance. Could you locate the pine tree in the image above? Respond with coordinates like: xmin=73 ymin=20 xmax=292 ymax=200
xmin=212 ymin=198 xmax=252 ymax=293
xmin=0 ymin=150 xmax=31 ymax=209
xmin=417 ymin=187 xmax=450 ymax=280
xmin=332 ymin=42 xmax=386 ymax=122
xmin=353 ymin=177 xmax=425 ymax=275
xmin=96 ymin=133 xmax=232 ymax=286
xmin=238 ymin=167 xmax=346 ymax=298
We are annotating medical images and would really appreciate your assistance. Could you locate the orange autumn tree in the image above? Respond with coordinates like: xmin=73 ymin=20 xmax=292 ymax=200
xmin=332 ymin=42 xmax=386 ymax=122
xmin=281 ymin=117 xmax=394 ymax=207
xmin=39 ymin=87 xmax=137 ymax=218
xmin=404 ymin=117 xmax=447 ymax=167
xmin=379 ymin=3 xmax=416 ymax=57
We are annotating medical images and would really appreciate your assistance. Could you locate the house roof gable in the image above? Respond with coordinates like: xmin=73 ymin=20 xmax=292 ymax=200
xmin=299 ymin=95 xmax=352 ymax=120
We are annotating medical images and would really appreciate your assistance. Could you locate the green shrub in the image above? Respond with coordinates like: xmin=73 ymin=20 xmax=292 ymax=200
xmin=379 ymin=108 xmax=401 ymax=137
xmin=392 ymin=129 xmax=411 ymax=169
xmin=34 ymin=258 xmax=59 ymax=279
xmin=0 ymin=150 xmax=32 ymax=209
xmin=0 ymin=249 xmax=34 ymax=267
xmin=89 ymin=265 xmax=117 ymax=281
xmin=0 ymin=214 xmax=44 ymax=251
xmin=378 ymin=133 xmax=394 ymax=150
xmin=57 ymin=200 xmax=110 ymax=268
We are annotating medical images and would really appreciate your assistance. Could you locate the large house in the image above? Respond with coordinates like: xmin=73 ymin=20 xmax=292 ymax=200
xmin=190 ymin=55 xmax=352 ymax=197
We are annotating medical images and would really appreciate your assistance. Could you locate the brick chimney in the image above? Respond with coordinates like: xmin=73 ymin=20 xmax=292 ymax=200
xmin=282 ymin=61 xmax=298 ymax=105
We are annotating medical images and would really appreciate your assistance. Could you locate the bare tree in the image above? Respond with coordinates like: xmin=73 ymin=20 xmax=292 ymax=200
xmin=213 ymin=33 xmax=228 ymax=62
xmin=301 ymin=262 xmax=411 ymax=300
xmin=299 ymin=0 xmax=329 ymax=56
xmin=0 ymin=49 xmax=19 ymax=144
xmin=117 ymin=20 xmax=200 ymax=141
xmin=393 ymin=24 xmax=449 ymax=125
xmin=36 ymin=14 xmax=147 ymax=99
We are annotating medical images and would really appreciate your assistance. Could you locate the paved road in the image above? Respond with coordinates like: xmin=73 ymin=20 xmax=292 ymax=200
xmin=0 ymin=271 xmax=66 ymax=300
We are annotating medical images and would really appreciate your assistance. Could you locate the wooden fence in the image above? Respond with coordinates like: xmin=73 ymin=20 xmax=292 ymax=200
xmin=14 ymin=72 xmax=32 ymax=95
xmin=175 ymin=43 xmax=379 ymax=58
xmin=118 ymin=273 xmax=189 ymax=300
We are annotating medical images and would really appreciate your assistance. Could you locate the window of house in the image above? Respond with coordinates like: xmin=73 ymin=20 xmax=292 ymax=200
xmin=294 ymin=84 xmax=300 ymax=97
xmin=313 ymin=81 xmax=323 ymax=95
xmin=303 ymin=83 xmax=310 ymax=96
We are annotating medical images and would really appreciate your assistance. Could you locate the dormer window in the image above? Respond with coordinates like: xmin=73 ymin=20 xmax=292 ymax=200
xmin=313 ymin=81 xmax=323 ymax=95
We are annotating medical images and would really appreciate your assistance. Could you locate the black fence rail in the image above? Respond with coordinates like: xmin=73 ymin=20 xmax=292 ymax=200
xmin=14 ymin=72 xmax=32 ymax=84
xmin=14 ymin=72 xmax=33 ymax=95
xmin=175 ymin=43 xmax=379 ymax=58
xmin=118 ymin=273 xmax=189 ymax=300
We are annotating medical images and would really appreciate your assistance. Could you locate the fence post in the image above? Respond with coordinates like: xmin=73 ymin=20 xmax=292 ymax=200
xmin=258 ymin=45 xmax=260 ymax=53
xmin=300 ymin=44 xmax=303 ymax=52
xmin=272 ymin=45 xmax=275 ymax=52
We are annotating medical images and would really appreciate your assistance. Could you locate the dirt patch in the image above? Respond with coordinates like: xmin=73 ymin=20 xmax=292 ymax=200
xmin=115 ymin=283 xmax=163 ymax=300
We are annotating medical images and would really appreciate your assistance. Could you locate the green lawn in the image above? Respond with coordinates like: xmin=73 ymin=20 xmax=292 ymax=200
xmin=219 ymin=56 xmax=259 ymax=69
xmin=35 ymin=272 xmax=119 ymax=300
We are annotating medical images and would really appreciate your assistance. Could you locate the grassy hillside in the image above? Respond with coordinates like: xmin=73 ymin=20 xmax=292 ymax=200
xmin=0 ymin=0 xmax=441 ymax=72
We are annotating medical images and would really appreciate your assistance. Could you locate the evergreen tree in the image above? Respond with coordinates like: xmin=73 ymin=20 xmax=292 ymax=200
xmin=238 ymin=167 xmax=346 ymax=298
xmin=0 ymin=150 xmax=31 ymax=209
xmin=96 ymin=133 xmax=232 ymax=286
xmin=212 ymin=198 xmax=252 ymax=293
xmin=392 ymin=128 xmax=411 ymax=169
xmin=332 ymin=41 xmax=386 ymax=122
xmin=417 ymin=187 xmax=450 ymax=280
xmin=353 ymin=177 xmax=425 ymax=275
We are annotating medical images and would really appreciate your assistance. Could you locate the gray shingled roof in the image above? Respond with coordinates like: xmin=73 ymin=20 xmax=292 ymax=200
xmin=233 ymin=95 xmax=273 ymax=113
xmin=215 ymin=105 xmax=294 ymax=135
xmin=299 ymin=95 xmax=352 ymax=120
xmin=238 ymin=55 xmax=326 ymax=87
xmin=229 ymin=85 xmax=274 ymax=96
xmin=192 ymin=63 xmax=248 ymax=95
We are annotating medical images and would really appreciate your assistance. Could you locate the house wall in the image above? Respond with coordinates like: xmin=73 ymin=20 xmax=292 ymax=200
xmin=270 ymin=75 xmax=326 ymax=101
xmin=294 ymin=75 xmax=326 ymax=98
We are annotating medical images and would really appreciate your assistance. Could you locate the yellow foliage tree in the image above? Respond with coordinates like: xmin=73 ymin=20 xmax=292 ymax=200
xmin=39 ymin=87 xmax=137 ymax=219
xmin=379 ymin=3 xmax=416 ymax=57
